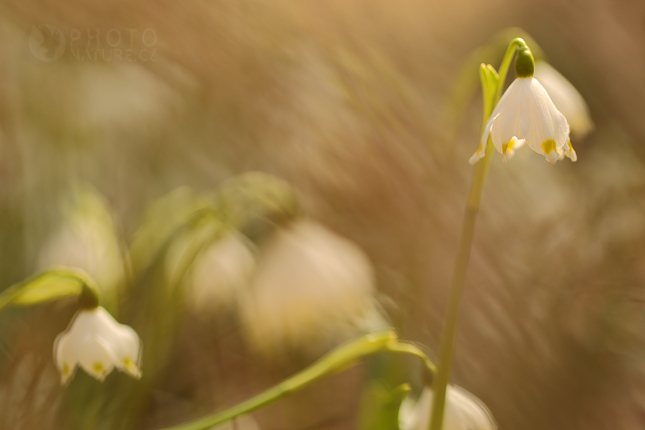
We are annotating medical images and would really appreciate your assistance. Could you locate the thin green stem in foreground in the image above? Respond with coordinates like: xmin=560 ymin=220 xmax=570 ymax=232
xmin=428 ymin=39 xmax=528 ymax=430
xmin=162 ymin=331 xmax=436 ymax=430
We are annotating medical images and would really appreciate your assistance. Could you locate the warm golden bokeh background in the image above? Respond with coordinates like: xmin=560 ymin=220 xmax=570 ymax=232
xmin=1 ymin=1 xmax=645 ymax=429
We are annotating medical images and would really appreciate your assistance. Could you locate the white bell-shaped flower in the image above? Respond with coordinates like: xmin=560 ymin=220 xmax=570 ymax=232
xmin=239 ymin=220 xmax=386 ymax=359
xmin=400 ymin=385 xmax=496 ymax=430
xmin=470 ymin=77 xmax=575 ymax=165
xmin=54 ymin=306 xmax=142 ymax=384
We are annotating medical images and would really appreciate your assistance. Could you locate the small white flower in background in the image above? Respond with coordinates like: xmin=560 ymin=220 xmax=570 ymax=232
xmin=54 ymin=306 xmax=142 ymax=384
xmin=534 ymin=61 xmax=593 ymax=138
xmin=470 ymin=77 xmax=576 ymax=165
xmin=400 ymin=385 xmax=496 ymax=430
xmin=189 ymin=233 xmax=257 ymax=315
xmin=38 ymin=189 xmax=125 ymax=297
xmin=239 ymin=220 xmax=387 ymax=359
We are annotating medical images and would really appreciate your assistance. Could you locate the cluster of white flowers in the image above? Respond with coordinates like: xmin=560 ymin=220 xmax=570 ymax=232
xmin=54 ymin=306 xmax=142 ymax=384
xmin=35 ymin=40 xmax=592 ymax=430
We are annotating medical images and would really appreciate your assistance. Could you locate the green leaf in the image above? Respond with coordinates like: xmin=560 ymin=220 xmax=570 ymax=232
xmin=0 ymin=267 xmax=98 ymax=310
xmin=162 ymin=331 xmax=397 ymax=430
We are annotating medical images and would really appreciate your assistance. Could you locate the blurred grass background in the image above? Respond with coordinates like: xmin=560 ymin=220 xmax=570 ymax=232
xmin=1 ymin=0 xmax=645 ymax=429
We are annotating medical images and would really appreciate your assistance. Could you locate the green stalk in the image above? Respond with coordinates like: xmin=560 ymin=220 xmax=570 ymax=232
xmin=161 ymin=332 xmax=395 ymax=430
xmin=428 ymin=38 xmax=528 ymax=430
xmin=161 ymin=331 xmax=437 ymax=430
xmin=494 ymin=38 xmax=526 ymax=104
xmin=385 ymin=342 xmax=437 ymax=375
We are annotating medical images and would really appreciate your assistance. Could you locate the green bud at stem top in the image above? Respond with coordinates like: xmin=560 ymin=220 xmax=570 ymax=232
xmin=514 ymin=45 xmax=535 ymax=78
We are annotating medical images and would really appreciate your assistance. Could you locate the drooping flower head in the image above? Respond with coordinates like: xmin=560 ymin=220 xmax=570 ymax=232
xmin=470 ymin=45 xmax=577 ymax=165
xmin=239 ymin=220 xmax=387 ymax=359
xmin=38 ymin=188 xmax=126 ymax=297
xmin=54 ymin=306 xmax=142 ymax=384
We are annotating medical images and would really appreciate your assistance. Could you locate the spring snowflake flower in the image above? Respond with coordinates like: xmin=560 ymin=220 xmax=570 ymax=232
xmin=469 ymin=77 xmax=576 ymax=165
xmin=400 ymin=385 xmax=497 ymax=430
xmin=239 ymin=220 xmax=387 ymax=359
xmin=54 ymin=306 xmax=142 ymax=384
xmin=38 ymin=188 xmax=126 ymax=296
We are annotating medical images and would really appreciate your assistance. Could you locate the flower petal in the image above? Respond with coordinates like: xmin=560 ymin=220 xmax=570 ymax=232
xmin=53 ymin=332 xmax=79 ymax=385
xmin=534 ymin=62 xmax=593 ymax=137
xmin=469 ymin=139 xmax=487 ymax=165
xmin=471 ymin=112 xmax=501 ymax=165
xmin=563 ymin=140 xmax=577 ymax=162
xmin=446 ymin=386 xmax=497 ymax=430
xmin=78 ymin=336 xmax=117 ymax=382
xmin=403 ymin=386 xmax=497 ymax=430
xmin=490 ymin=79 xmax=524 ymax=153
xmin=501 ymin=137 xmax=525 ymax=163
xmin=526 ymin=79 xmax=570 ymax=153
xmin=110 ymin=324 xmax=143 ymax=379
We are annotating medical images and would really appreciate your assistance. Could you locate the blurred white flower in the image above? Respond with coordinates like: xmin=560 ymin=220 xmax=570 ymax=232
xmin=534 ymin=61 xmax=593 ymax=138
xmin=38 ymin=189 xmax=125 ymax=296
xmin=239 ymin=220 xmax=387 ymax=358
xmin=470 ymin=77 xmax=575 ymax=165
xmin=54 ymin=306 xmax=142 ymax=384
xmin=189 ymin=233 xmax=257 ymax=315
xmin=400 ymin=385 xmax=496 ymax=430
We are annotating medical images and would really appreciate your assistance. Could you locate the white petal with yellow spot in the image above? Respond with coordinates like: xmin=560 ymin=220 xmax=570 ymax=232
xmin=53 ymin=306 xmax=142 ymax=384
xmin=471 ymin=77 xmax=575 ymax=165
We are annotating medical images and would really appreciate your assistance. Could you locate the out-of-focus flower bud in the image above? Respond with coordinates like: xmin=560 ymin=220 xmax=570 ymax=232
xmin=38 ymin=189 xmax=125 ymax=297
xmin=239 ymin=220 xmax=387 ymax=359
xmin=188 ymin=233 xmax=257 ymax=315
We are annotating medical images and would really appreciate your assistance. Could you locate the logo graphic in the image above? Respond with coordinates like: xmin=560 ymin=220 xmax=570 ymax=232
xmin=29 ymin=25 xmax=65 ymax=62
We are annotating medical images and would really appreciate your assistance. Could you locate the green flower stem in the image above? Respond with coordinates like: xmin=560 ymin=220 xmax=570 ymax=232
xmin=443 ymin=31 xmax=542 ymax=144
xmin=161 ymin=331 xmax=436 ymax=430
xmin=0 ymin=267 xmax=101 ymax=312
xmin=385 ymin=342 xmax=438 ymax=376
xmin=494 ymin=38 xmax=529 ymax=105
xmin=428 ymin=39 xmax=527 ymax=430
